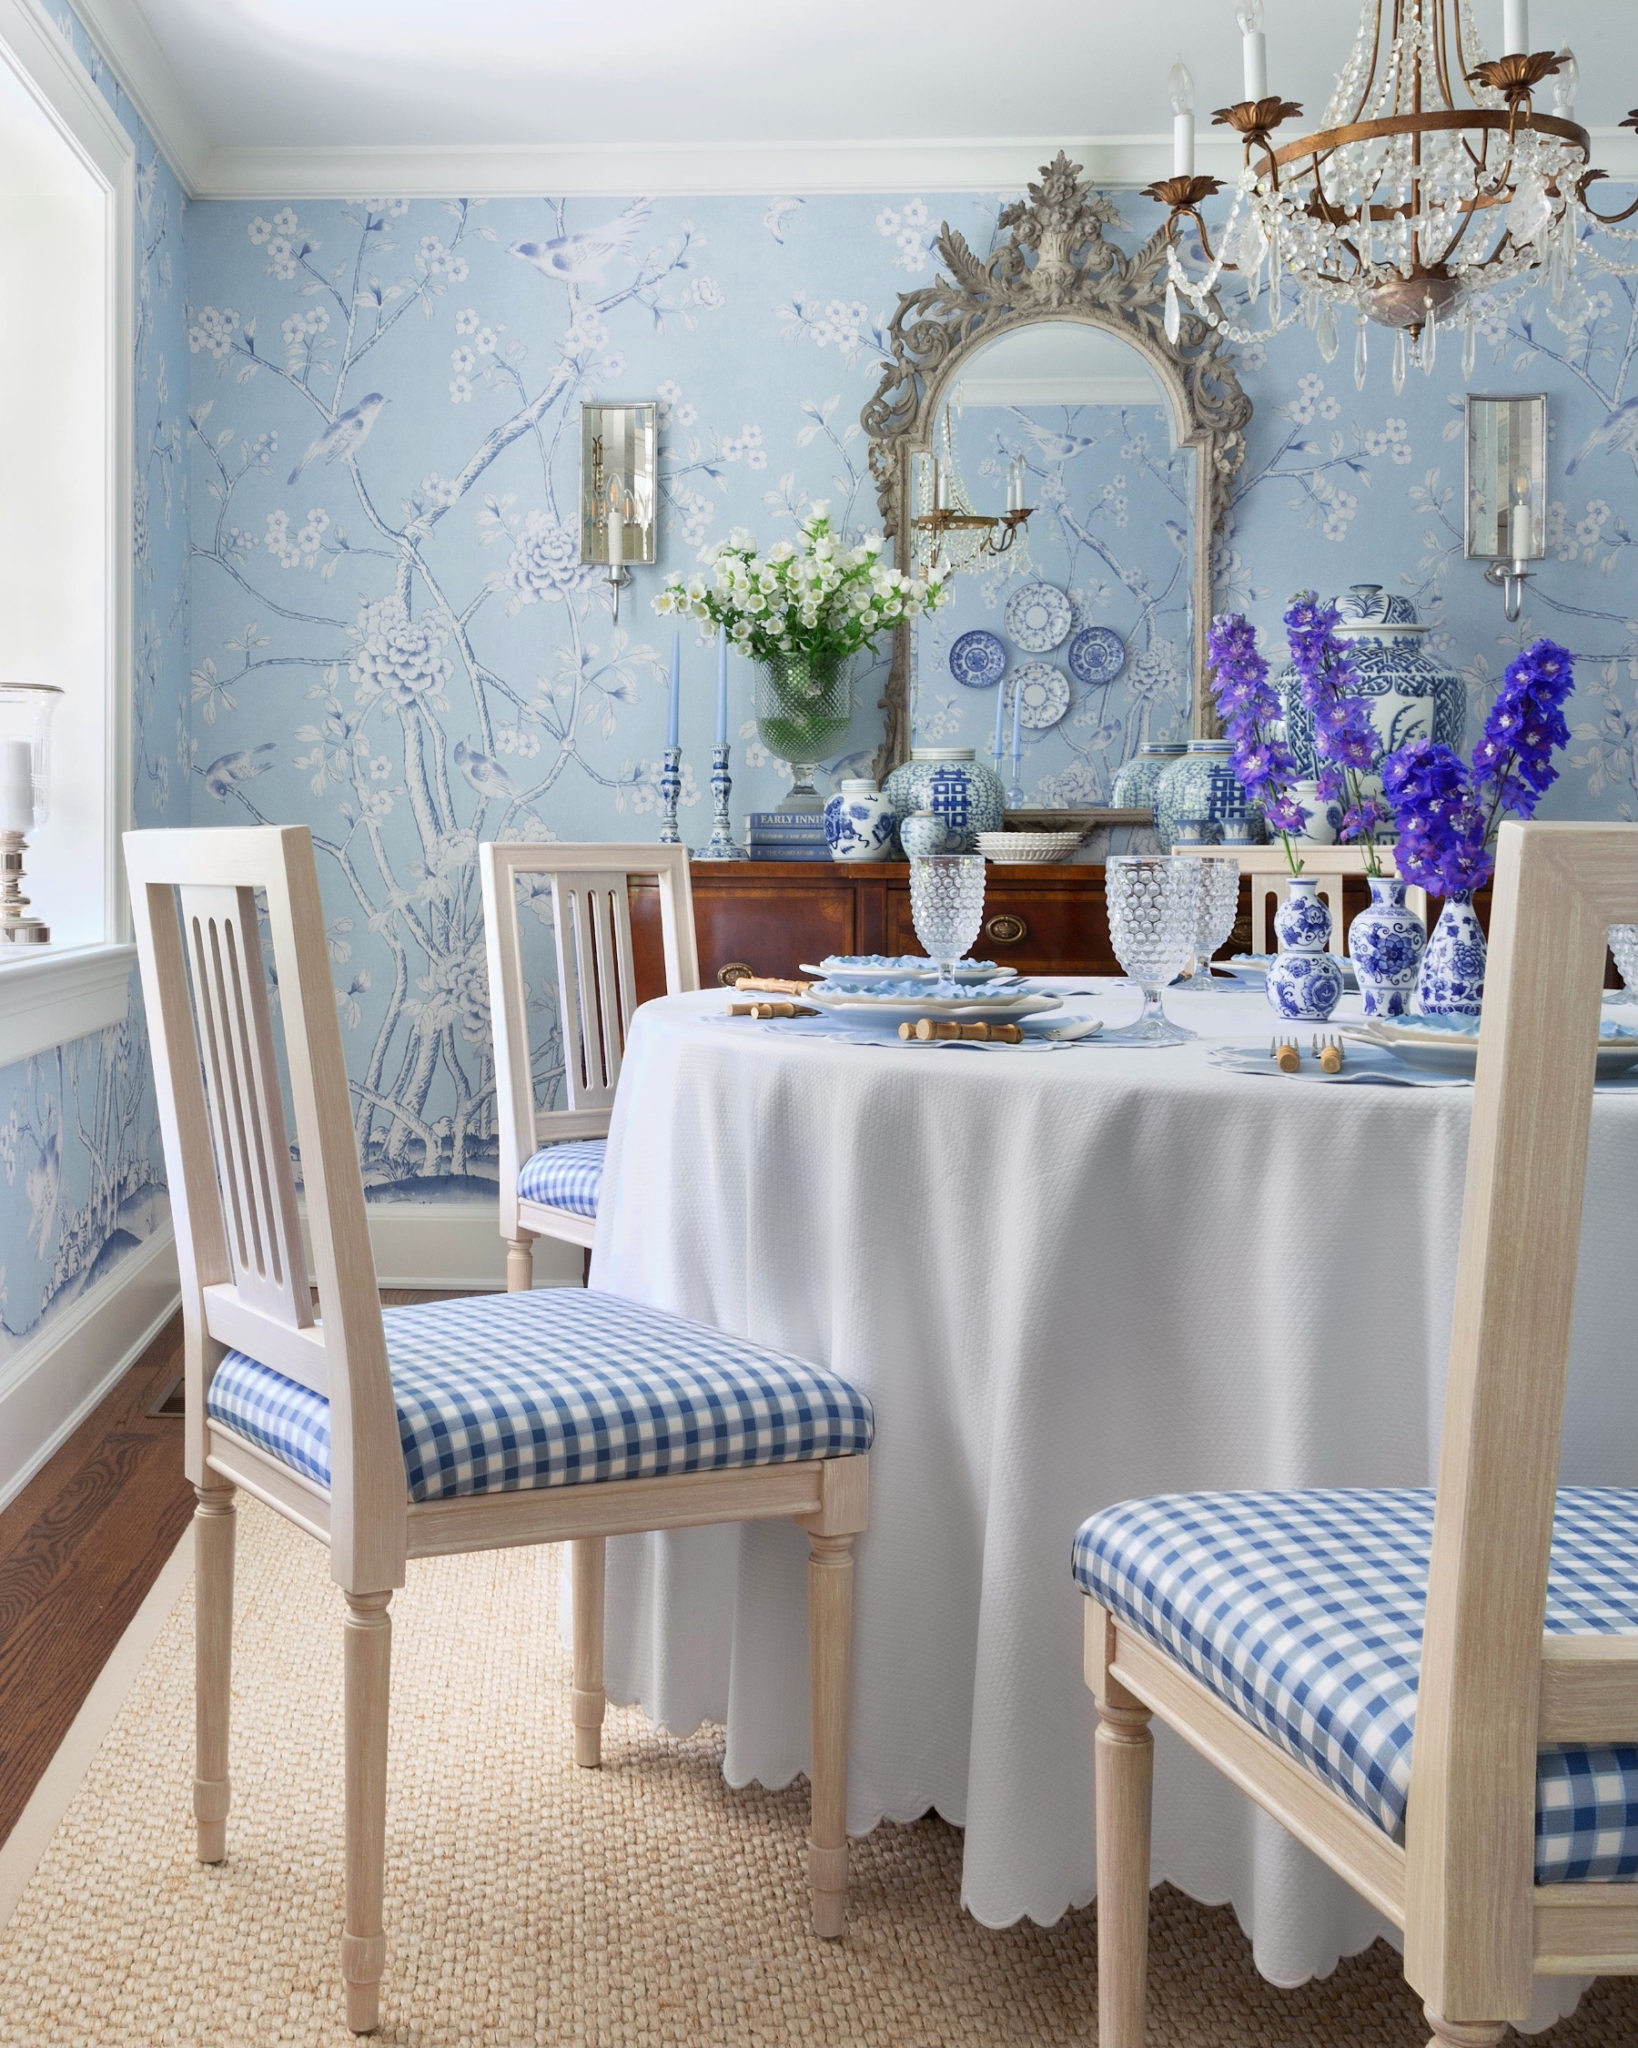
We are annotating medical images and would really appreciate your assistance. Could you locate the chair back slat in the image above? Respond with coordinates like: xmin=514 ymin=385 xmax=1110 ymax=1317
xmin=178 ymin=883 xmax=311 ymax=1332
xmin=1403 ymin=821 xmax=1638 ymax=2020
xmin=480 ymin=843 xmax=698 ymax=1237
xmin=126 ymin=825 xmax=405 ymax=1592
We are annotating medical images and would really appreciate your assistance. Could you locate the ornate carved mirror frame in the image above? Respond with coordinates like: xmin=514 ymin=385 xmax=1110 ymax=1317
xmin=862 ymin=153 xmax=1253 ymax=787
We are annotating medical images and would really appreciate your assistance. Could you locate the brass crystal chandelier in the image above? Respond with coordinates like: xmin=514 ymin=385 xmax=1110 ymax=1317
xmin=1146 ymin=0 xmax=1638 ymax=388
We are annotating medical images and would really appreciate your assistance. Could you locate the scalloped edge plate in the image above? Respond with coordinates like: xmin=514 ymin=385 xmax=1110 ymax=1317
xmin=1006 ymin=661 xmax=1071 ymax=731
xmin=1004 ymin=582 xmax=1073 ymax=653
xmin=947 ymin=628 xmax=1008 ymax=690
xmin=1066 ymin=625 xmax=1127 ymax=685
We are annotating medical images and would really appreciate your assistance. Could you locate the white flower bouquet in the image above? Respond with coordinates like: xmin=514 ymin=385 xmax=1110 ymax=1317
xmin=653 ymin=503 xmax=946 ymax=665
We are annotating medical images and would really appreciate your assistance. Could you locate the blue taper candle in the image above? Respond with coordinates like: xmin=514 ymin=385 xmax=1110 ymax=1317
xmin=667 ymin=632 xmax=681 ymax=750
xmin=992 ymin=672 xmax=1008 ymax=761
xmin=715 ymin=627 xmax=728 ymax=747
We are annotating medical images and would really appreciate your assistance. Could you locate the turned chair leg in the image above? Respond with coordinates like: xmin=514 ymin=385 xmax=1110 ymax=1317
xmin=570 ymin=1536 xmax=606 ymax=1768
xmin=342 ymin=1590 xmax=392 ymax=2035
xmin=1424 ymin=2011 xmax=1509 ymax=2047
xmin=1094 ymin=1677 xmax=1155 ymax=2048
xmin=505 ymin=1235 xmax=534 ymax=1293
xmin=807 ymin=1529 xmax=857 ymax=1938
xmin=193 ymin=1481 xmax=236 ymax=1864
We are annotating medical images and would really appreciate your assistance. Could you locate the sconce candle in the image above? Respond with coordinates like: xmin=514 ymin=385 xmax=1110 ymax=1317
xmin=715 ymin=627 xmax=729 ymax=747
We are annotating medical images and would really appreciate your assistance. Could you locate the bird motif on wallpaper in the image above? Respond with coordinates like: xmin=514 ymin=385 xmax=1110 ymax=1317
xmin=200 ymin=743 xmax=277 ymax=802
xmin=453 ymin=740 xmax=519 ymax=804
xmin=508 ymin=200 xmax=652 ymax=288
xmin=1566 ymin=396 xmax=1638 ymax=476
xmin=1012 ymin=417 xmax=1102 ymax=463
xmin=287 ymin=394 xmax=388 ymax=486
xmin=763 ymin=198 xmax=804 ymax=243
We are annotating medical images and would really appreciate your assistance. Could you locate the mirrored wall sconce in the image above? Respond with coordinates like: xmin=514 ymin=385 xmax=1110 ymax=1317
xmin=0 ymin=681 xmax=62 ymax=945
xmin=581 ymin=401 xmax=657 ymax=624
xmin=1466 ymin=393 xmax=1547 ymax=623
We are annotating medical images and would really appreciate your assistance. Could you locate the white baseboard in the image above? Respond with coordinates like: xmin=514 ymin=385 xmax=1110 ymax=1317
xmin=0 ymin=1201 xmax=580 ymax=1514
xmin=0 ymin=1222 xmax=181 ymax=1513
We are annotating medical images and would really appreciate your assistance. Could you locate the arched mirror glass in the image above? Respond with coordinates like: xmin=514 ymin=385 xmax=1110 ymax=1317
xmin=910 ymin=321 xmax=1197 ymax=811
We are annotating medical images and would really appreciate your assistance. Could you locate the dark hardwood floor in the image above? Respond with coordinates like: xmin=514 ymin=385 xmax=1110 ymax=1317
xmin=0 ymin=1287 xmax=458 ymax=1854
xmin=0 ymin=1310 xmax=191 ymax=1850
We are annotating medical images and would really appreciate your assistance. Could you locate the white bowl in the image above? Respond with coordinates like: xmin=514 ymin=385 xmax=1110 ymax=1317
xmin=976 ymin=831 xmax=1084 ymax=865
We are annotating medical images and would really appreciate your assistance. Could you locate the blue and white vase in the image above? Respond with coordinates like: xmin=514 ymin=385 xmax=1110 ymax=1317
xmin=1290 ymin=779 xmax=1343 ymax=845
xmin=1418 ymin=892 xmax=1486 ymax=1017
xmin=1110 ymin=740 xmax=1186 ymax=815
xmin=1265 ymin=878 xmax=1344 ymax=1021
xmin=1154 ymin=740 xmax=1261 ymax=851
xmin=897 ymin=810 xmax=947 ymax=858
xmin=882 ymin=747 xmax=1004 ymax=854
xmin=824 ymin=779 xmax=896 ymax=861
xmin=1348 ymin=876 xmax=1426 ymax=1018
xmin=1277 ymin=585 xmax=1464 ymax=788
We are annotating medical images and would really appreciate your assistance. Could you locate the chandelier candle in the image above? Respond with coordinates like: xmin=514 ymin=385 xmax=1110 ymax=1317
xmin=1236 ymin=0 xmax=1268 ymax=100
xmin=1170 ymin=61 xmax=1195 ymax=175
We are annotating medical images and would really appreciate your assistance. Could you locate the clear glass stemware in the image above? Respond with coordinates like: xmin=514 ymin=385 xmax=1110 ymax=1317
xmin=1190 ymin=853 xmax=1243 ymax=991
xmin=1608 ymin=924 xmax=1638 ymax=1003
xmin=909 ymin=853 xmax=986 ymax=981
xmin=1104 ymin=854 xmax=1203 ymax=1044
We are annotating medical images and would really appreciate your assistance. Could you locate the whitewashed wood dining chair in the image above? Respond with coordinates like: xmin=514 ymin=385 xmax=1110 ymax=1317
xmin=125 ymin=825 xmax=868 ymax=2034
xmin=1233 ymin=841 xmax=1429 ymax=956
xmin=480 ymin=842 xmax=698 ymax=1275
xmin=1079 ymin=819 xmax=1637 ymax=2048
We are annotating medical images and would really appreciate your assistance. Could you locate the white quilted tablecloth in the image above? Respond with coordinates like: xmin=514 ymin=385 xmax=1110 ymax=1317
xmin=587 ymin=979 xmax=1638 ymax=1993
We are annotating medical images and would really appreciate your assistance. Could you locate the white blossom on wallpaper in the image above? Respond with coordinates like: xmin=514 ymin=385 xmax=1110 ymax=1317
xmin=185 ymin=189 xmax=1635 ymax=1196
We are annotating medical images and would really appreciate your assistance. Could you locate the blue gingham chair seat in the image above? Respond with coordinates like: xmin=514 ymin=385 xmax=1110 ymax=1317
xmin=1073 ymin=1487 xmax=1638 ymax=1886
xmin=517 ymin=1138 xmax=606 ymax=1219
xmin=208 ymin=1287 xmax=873 ymax=1504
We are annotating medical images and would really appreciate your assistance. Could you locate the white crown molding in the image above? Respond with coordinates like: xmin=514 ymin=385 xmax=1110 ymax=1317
xmin=56 ymin=0 xmax=209 ymax=190
xmin=191 ymin=134 xmax=1256 ymax=200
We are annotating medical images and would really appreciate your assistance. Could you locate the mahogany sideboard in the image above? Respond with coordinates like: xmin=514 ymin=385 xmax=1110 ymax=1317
xmin=627 ymin=861 xmax=1541 ymax=1004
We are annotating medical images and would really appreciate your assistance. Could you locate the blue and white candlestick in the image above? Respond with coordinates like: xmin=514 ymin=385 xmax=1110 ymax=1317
xmin=658 ymin=745 xmax=683 ymax=846
xmin=694 ymin=742 xmax=748 ymax=860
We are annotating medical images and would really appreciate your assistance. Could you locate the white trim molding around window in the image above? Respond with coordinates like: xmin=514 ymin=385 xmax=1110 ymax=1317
xmin=0 ymin=0 xmax=136 ymax=1052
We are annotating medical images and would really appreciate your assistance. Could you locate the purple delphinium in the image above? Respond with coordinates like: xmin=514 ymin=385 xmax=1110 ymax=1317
xmin=1283 ymin=592 xmax=1390 ymax=866
xmin=1207 ymin=612 xmax=1307 ymax=859
xmin=1382 ymin=639 xmax=1575 ymax=894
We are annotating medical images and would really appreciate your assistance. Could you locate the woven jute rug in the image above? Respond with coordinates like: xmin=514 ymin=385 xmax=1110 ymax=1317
xmin=0 ymin=1498 xmax=1630 ymax=2048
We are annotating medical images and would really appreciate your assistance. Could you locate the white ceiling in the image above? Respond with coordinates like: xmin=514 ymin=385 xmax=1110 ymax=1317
xmin=66 ymin=0 xmax=1638 ymax=194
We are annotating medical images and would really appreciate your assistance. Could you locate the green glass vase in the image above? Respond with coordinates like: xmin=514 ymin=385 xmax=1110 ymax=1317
xmin=752 ymin=649 xmax=852 ymax=812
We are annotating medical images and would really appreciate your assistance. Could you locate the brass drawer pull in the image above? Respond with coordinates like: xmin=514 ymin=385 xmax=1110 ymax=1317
xmin=717 ymin=960 xmax=757 ymax=989
xmin=985 ymin=912 xmax=1029 ymax=947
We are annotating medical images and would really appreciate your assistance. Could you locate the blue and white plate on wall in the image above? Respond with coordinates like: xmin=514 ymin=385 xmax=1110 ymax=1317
xmin=1005 ymin=582 xmax=1074 ymax=653
xmin=1006 ymin=662 xmax=1072 ymax=731
xmin=1066 ymin=626 xmax=1127 ymax=686
xmin=947 ymin=630 xmax=1008 ymax=689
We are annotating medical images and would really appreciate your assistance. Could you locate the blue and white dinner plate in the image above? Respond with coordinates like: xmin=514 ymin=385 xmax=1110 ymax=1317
xmin=803 ymin=983 xmax=1064 ymax=1028
xmin=802 ymin=955 xmax=1016 ymax=985
xmin=1344 ymin=1015 xmax=1638 ymax=1081
xmin=1066 ymin=625 xmax=1127 ymax=686
xmin=1006 ymin=662 xmax=1071 ymax=731
xmin=947 ymin=629 xmax=1008 ymax=689
xmin=1004 ymin=582 xmax=1073 ymax=653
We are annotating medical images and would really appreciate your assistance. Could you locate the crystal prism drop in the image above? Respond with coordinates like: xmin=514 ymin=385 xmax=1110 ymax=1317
xmin=1462 ymin=311 xmax=1477 ymax=380
xmin=1164 ymin=279 xmax=1182 ymax=345
xmin=1316 ymin=297 xmax=1339 ymax=363
xmin=1354 ymin=313 xmax=1369 ymax=391
xmin=1422 ymin=311 xmax=1437 ymax=375
xmin=1392 ymin=327 xmax=1407 ymax=395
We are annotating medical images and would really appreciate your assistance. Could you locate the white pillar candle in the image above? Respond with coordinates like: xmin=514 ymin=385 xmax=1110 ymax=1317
xmin=1236 ymin=0 xmax=1268 ymax=98
xmin=1169 ymin=61 xmax=1195 ymax=175
xmin=1503 ymin=0 xmax=1528 ymax=54
xmin=607 ymin=503 xmax=624 ymax=569
xmin=1508 ymin=481 xmax=1531 ymax=561
xmin=0 ymin=740 xmax=33 ymax=831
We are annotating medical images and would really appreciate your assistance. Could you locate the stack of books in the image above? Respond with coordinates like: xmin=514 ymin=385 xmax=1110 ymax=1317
xmin=747 ymin=809 xmax=832 ymax=861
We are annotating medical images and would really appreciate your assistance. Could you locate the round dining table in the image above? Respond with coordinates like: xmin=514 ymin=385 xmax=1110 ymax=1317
xmin=586 ymin=976 xmax=1638 ymax=1998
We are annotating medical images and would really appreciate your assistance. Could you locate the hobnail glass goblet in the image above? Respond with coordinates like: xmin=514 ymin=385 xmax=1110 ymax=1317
xmin=1190 ymin=853 xmax=1243 ymax=991
xmin=1104 ymin=855 xmax=1203 ymax=1044
xmin=1609 ymin=924 xmax=1638 ymax=1002
xmin=910 ymin=853 xmax=986 ymax=981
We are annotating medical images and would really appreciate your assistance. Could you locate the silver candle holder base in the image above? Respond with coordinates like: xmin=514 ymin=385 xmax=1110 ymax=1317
xmin=693 ymin=743 xmax=748 ymax=860
xmin=658 ymin=745 xmax=682 ymax=846
xmin=0 ymin=830 xmax=49 ymax=943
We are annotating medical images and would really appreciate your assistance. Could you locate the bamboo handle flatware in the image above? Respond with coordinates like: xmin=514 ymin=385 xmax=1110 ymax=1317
xmin=900 ymin=1018 xmax=1025 ymax=1043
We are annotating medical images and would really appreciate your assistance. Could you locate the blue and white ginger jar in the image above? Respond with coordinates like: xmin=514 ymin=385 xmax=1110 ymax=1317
xmin=882 ymin=747 xmax=1004 ymax=854
xmin=1110 ymin=741 xmax=1186 ymax=816
xmin=897 ymin=810 xmax=947 ymax=857
xmin=1348 ymin=876 xmax=1426 ymax=1017
xmin=1277 ymin=585 xmax=1464 ymax=786
xmin=1265 ymin=878 xmax=1344 ymax=1021
xmin=824 ymin=779 xmax=896 ymax=861
xmin=1154 ymin=740 xmax=1263 ymax=851
xmin=1419 ymin=892 xmax=1487 ymax=1017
